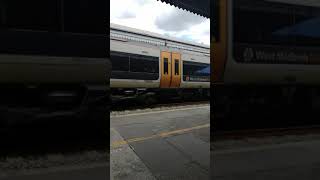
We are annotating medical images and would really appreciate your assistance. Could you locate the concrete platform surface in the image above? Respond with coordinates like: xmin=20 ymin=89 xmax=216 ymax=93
xmin=110 ymin=105 xmax=210 ymax=180
xmin=213 ymin=139 xmax=320 ymax=180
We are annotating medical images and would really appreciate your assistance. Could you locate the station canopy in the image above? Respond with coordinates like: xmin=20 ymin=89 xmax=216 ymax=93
xmin=157 ymin=0 xmax=210 ymax=18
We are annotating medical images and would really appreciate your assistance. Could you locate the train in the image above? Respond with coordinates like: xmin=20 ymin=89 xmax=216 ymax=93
xmin=212 ymin=0 xmax=320 ymax=126
xmin=110 ymin=23 xmax=210 ymax=103
xmin=0 ymin=0 xmax=110 ymax=133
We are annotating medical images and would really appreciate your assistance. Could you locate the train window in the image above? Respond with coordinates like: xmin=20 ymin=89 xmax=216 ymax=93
xmin=111 ymin=51 xmax=159 ymax=80
xmin=130 ymin=54 xmax=158 ymax=74
xmin=234 ymin=0 xmax=292 ymax=45
xmin=174 ymin=59 xmax=179 ymax=75
xmin=0 ymin=0 xmax=108 ymax=58
xmin=63 ymin=0 xmax=107 ymax=34
xmin=183 ymin=61 xmax=210 ymax=82
xmin=0 ymin=2 xmax=5 ymax=27
xmin=233 ymin=0 xmax=320 ymax=64
xmin=293 ymin=6 xmax=320 ymax=46
xmin=110 ymin=51 xmax=129 ymax=72
xmin=163 ymin=58 xmax=169 ymax=74
xmin=3 ymin=0 xmax=60 ymax=31
xmin=0 ymin=0 xmax=106 ymax=34
xmin=234 ymin=0 xmax=320 ymax=46
xmin=212 ymin=0 xmax=220 ymax=42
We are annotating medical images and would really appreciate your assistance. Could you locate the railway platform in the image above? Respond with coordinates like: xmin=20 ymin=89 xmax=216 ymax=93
xmin=110 ymin=104 xmax=210 ymax=180
xmin=213 ymin=132 xmax=320 ymax=180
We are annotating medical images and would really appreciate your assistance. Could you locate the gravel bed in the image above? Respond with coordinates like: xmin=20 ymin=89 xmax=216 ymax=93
xmin=212 ymin=133 xmax=320 ymax=151
xmin=111 ymin=103 xmax=209 ymax=117
xmin=0 ymin=150 xmax=108 ymax=176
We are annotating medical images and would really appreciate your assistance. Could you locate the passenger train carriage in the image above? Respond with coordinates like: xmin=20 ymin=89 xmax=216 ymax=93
xmin=0 ymin=0 xmax=109 ymax=132
xmin=110 ymin=23 xmax=210 ymax=99
xmin=213 ymin=0 xmax=320 ymax=123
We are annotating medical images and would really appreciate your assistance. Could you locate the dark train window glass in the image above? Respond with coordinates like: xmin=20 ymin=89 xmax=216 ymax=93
xmin=183 ymin=61 xmax=210 ymax=82
xmin=130 ymin=54 xmax=158 ymax=73
xmin=63 ymin=0 xmax=107 ymax=34
xmin=110 ymin=52 xmax=129 ymax=71
xmin=293 ymin=6 xmax=320 ymax=46
xmin=233 ymin=0 xmax=320 ymax=46
xmin=163 ymin=58 xmax=169 ymax=74
xmin=212 ymin=0 xmax=220 ymax=42
xmin=0 ymin=3 xmax=5 ymax=27
xmin=233 ymin=0 xmax=291 ymax=45
xmin=0 ymin=0 xmax=107 ymax=34
xmin=111 ymin=51 xmax=159 ymax=80
xmin=183 ymin=61 xmax=210 ymax=77
xmin=2 ymin=0 xmax=59 ymax=31
xmin=175 ymin=59 xmax=179 ymax=75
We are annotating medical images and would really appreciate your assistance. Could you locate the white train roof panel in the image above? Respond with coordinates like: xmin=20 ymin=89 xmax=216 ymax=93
xmin=110 ymin=23 xmax=210 ymax=50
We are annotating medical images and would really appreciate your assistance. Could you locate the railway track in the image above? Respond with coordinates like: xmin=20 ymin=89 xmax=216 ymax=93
xmin=0 ymin=125 xmax=107 ymax=157
xmin=214 ymin=125 xmax=320 ymax=140
xmin=0 ymin=134 xmax=107 ymax=175
xmin=0 ymin=128 xmax=107 ymax=174
xmin=111 ymin=98 xmax=209 ymax=111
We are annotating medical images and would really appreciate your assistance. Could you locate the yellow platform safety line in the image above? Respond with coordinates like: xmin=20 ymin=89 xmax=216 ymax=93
xmin=111 ymin=123 xmax=210 ymax=149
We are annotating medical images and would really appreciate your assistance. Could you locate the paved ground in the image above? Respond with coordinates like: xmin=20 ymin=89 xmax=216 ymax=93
xmin=212 ymin=138 xmax=320 ymax=180
xmin=110 ymin=105 xmax=210 ymax=180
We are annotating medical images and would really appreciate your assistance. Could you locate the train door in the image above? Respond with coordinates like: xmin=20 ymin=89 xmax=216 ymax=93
xmin=160 ymin=51 xmax=181 ymax=88
xmin=160 ymin=51 xmax=171 ymax=88
xmin=170 ymin=52 xmax=181 ymax=88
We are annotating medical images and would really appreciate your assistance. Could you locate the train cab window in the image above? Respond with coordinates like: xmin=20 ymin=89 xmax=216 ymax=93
xmin=174 ymin=59 xmax=179 ymax=75
xmin=163 ymin=58 xmax=169 ymax=74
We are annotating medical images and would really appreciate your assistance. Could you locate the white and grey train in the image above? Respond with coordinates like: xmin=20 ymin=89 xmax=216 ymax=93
xmin=110 ymin=23 xmax=210 ymax=100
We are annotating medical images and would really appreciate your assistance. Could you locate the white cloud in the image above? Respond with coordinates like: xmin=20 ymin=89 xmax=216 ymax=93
xmin=117 ymin=10 xmax=136 ymax=19
xmin=110 ymin=0 xmax=210 ymax=45
xmin=155 ymin=9 xmax=206 ymax=32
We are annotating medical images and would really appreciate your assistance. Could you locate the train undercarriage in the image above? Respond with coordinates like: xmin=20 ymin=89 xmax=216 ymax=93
xmin=112 ymin=88 xmax=210 ymax=106
xmin=0 ymin=84 xmax=109 ymax=134
xmin=213 ymin=85 xmax=320 ymax=130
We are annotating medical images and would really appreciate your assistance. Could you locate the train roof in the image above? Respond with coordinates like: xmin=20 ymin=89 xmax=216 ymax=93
xmin=110 ymin=23 xmax=210 ymax=50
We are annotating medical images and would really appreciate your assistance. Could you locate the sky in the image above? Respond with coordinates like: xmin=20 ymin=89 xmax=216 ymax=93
xmin=110 ymin=0 xmax=210 ymax=45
